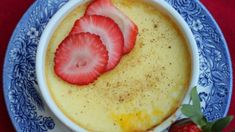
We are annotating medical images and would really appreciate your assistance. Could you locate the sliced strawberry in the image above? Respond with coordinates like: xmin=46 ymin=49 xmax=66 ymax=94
xmin=70 ymin=15 xmax=124 ymax=71
xmin=54 ymin=33 xmax=108 ymax=85
xmin=85 ymin=0 xmax=138 ymax=54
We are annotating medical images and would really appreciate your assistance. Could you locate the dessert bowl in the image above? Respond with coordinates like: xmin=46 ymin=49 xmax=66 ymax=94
xmin=36 ymin=0 xmax=199 ymax=131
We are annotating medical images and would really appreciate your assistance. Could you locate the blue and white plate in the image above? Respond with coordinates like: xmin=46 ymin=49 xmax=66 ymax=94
xmin=3 ymin=0 xmax=233 ymax=131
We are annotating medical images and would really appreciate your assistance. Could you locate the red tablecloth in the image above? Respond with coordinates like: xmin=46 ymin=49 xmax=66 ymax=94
xmin=0 ymin=0 xmax=234 ymax=131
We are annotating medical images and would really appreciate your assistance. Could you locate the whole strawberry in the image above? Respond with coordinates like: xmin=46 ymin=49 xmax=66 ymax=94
xmin=169 ymin=118 xmax=201 ymax=132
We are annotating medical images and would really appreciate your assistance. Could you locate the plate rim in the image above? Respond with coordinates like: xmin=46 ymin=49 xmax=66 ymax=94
xmin=197 ymin=0 xmax=233 ymax=116
xmin=3 ymin=1 xmax=38 ymax=130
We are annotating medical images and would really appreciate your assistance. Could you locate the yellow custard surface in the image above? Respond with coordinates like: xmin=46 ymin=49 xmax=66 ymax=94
xmin=45 ymin=0 xmax=191 ymax=131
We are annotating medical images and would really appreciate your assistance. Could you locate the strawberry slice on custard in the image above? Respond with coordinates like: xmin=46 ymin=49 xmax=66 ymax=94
xmin=70 ymin=15 xmax=124 ymax=71
xmin=85 ymin=0 xmax=138 ymax=54
xmin=54 ymin=33 xmax=108 ymax=85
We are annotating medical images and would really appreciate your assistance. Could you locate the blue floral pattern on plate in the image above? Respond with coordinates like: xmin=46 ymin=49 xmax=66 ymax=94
xmin=3 ymin=0 xmax=232 ymax=131
xmin=166 ymin=0 xmax=232 ymax=121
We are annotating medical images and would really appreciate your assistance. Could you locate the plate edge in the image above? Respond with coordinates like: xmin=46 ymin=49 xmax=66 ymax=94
xmin=197 ymin=0 xmax=233 ymax=117
xmin=2 ymin=1 xmax=38 ymax=131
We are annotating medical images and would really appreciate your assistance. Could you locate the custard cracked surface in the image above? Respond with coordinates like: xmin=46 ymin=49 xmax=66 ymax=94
xmin=45 ymin=0 xmax=191 ymax=131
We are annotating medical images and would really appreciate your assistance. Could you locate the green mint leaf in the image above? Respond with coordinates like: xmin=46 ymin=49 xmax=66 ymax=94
xmin=181 ymin=104 xmax=195 ymax=117
xmin=202 ymin=121 xmax=215 ymax=132
xmin=191 ymin=116 xmax=207 ymax=127
xmin=181 ymin=104 xmax=206 ymax=126
xmin=191 ymin=87 xmax=202 ymax=116
xmin=196 ymin=116 xmax=207 ymax=128
xmin=212 ymin=116 xmax=233 ymax=132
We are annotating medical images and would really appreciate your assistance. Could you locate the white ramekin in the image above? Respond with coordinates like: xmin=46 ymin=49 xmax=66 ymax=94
xmin=36 ymin=0 xmax=199 ymax=131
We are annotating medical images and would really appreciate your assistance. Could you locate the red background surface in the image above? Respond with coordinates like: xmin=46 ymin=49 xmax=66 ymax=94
xmin=0 ymin=0 xmax=234 ymax=131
